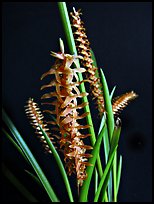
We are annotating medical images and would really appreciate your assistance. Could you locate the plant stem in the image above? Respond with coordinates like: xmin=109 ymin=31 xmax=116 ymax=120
xmin=57 ymin=2 xmax=95 ymax=142
xmin=39 ymin=124 xmax=74 ymax=202
xmin=57 ymin=2 xmax=108 ymax=201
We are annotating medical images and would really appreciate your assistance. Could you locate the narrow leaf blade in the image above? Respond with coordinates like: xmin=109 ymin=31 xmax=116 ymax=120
xmin=79 ymin=123 xmax=106 ymax=202
xmin=110 ymin=124 xmax=121 ymax=202
xmin=2 ymin=163 xmax=38 ymax=202
xmin=90 ymin=49 xmax=99 ymax=78
xmin=100 ymin=68 xmax=114 ymax=140
xmin=94 ymin=146 xmax=118 ymax=202
xmin=116 ymin=155 xmax=122 ymax=197
xmin=2 ymin=108 xmax=59 ymax=202
xmin=110 ymin=86 xmax=116 ymax=100
xmin=2 ymin=128 xmax=28 ymax=163
xmin=25 ymin=169 xmax=42 ymax=187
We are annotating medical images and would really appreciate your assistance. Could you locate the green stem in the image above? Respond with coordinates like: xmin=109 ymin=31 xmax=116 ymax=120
xmin=57 ymin=2 xmax=95 ymax=143
xmin=39 ymin=124 xmax=74 ymax=202
xmin=58 ymin=3 xmax=108 ymax=202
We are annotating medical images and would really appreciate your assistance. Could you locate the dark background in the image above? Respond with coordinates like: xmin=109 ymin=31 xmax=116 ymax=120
xmin=2 ymin=2 xmax=152 ymax=202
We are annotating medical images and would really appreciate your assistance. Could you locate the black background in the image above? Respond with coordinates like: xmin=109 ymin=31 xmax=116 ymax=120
xmin=2 ymin=2 xmax=152 ymax=202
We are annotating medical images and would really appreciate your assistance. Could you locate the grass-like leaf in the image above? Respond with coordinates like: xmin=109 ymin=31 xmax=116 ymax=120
xmin=116 ymin=155 xmax=122 ymax=197
xmin=25 ymin=169 xmax=42 ymax=187
xmin=94 ymin=168 xmax=98 ymax=194
xmin=90 ymin=49 xmax=98 ymax=67
xmin=38 ymin=124 xmax=74 ymax=202
xmin=2 ymin=108 xmax=59 ymax=202
xmin=104 ymin=126 xmax=112 ymax=201
xmin=57 ymin=2 xmax=96 ymax=145
xmin=113 ymin=151 xmax=117 ymax=202
xmin=98 ymin=114 xmax=112 ymax=200
xmin=94 ymin=145 xmax=117 ymax=202
xmin=2 ymin=163 xmax=38 ymax=202
xmin=90 ymin=49 xmax=100 ymax=78
xmin=100 ymin=69 xmax=115 ymax=201
xmin=110 ymin=125 xmax=121 ymax=202
xmin=3 ymin=126 xmax=43 ymax=191
xmin=110 ymin=86 xmax=116 ymax=99
xmin=109 ymin=125 xmax=121 ymax=158
xmin=2 ymin=128 xmax=28 ymax=163
xmin=101 ymin=125 xmax=121 ymax=202
xmin=57 ymin=3 xmax=108 ymax=201
xmin=58 ymin=2 xmax=76 ymax=55
xmin=79 ymin=123 xmax=106 ymax=202
xmin=100 ymin=68 xmax=114 ymax=140
xmin=91 ymin=47 xmax=115 ymax=187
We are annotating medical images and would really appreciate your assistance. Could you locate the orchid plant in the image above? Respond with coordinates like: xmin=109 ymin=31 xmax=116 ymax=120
xmin=2 ymin=2 xmax=138 ymax=202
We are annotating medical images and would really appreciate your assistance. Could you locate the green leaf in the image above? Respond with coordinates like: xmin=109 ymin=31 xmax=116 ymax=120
xmin=94 ymin=146 xmax=118 ymax=202
xmin=98 ymin=115 xmax=112 ymax=201
xmin=100 ymin=123 xmax=121 ymax=202
xmin=2 ymin=163 xmax=38 ymax=202
xmin=100 ymin=68 xmax=114 ymax=141
xmin=110 ymin=125 xmax=121 ymax=157
xmin=25 ymin=169 xmax=42 ymax=187
xmin=2 ymin=128 xmax=28 ymax=163
xmin=99 ymin=72 xmax=115 ymax=201
xmin=94 ymin=168 xmax=98 ymax=194
xmin=2 ymin=108 xmax=59 ymax=202
xmin=90 ymin=49 xmax=99 ymax=78
xmin=98 ymin=113 xmax=106 ymax=135
xmin=98 ymin=84 xmax=116 ymax=162
xmin=57 ymin=2 xmax=96 ymax=147
xmin=105 ymin=131 xmax=112 ymax=202
xmin=116 ymin=155 xmax=122 ymax=197
xmin=110 ymin=86 xmax=116 ymax=100
xmin=58 ymin=3 xmax=108 ymax=201
xmin=79 ymin=123 xmax=106 ymax=202
xmin=90 ymin=49 xmax=98 ymax=68
xmin=113 ymin=151 xmax=117 ymax=202
xmin=58 ymin=2 xmax=77 ymax=56
xmin=38 ymin=124 xmax=74 ymax=202
xmin=110 ymin=125 xmax=121 ymax=202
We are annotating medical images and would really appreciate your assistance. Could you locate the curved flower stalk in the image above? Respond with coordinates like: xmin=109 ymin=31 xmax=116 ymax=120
xmin=25 ymin=98 xmax=54 ymax=153
xmin=70 ymin=7 xmax=105 ymax=114
xmin=40 ymin=39 xmax=93 ymax=186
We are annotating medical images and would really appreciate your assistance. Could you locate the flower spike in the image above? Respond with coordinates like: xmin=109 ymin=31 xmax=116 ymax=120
xmin=40 ymin=39 xmax=92 ymax=186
